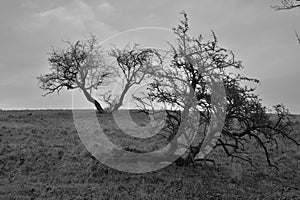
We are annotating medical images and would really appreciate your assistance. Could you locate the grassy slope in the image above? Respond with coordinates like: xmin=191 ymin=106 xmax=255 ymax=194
xmin=0 ymin=110 xmax=299 ymax=200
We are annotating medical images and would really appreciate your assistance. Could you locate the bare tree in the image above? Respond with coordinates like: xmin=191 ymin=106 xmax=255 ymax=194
xmin=37 ymin=35 xmax=113 ymax=112
xmin=139 ymin=12 xmax=299 ymax=167
xmin=101 ymin=44 xmax=161 ymax=111
xmin=272 ymin=0 xmax=300 ymax=44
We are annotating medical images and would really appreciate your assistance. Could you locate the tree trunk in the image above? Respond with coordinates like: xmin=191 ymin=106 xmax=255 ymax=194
xmin=81 ymin=88 xmax=104 ymax=112
xmin=94 ymin=99 xmax=104 ymax=113
xmin=174 ymin=145 xmax=200 ymax=166
xmin=113 ymin=83 xmax=130 ymax=111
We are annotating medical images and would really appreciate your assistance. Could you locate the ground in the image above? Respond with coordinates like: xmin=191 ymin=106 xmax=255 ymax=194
xmin=0 ymin=110 xmax=300 ymax=200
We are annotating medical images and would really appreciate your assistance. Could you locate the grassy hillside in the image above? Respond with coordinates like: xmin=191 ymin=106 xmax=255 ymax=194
xmin=0 ymin=110 xmax=299 ymax=199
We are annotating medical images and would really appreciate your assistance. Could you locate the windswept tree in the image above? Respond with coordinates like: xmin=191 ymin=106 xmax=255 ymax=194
xmin=136 ymin=12 xmax=298 ymax=167
xmin=37 ymin=36 xmax=113 ymax=112
xmin=100 ymin=44 xmax=161 ymax=111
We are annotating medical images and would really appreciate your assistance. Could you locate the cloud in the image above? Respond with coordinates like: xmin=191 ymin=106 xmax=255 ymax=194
xmin=34 ymin=0 xmax=91 ymax=28
xmin=96 ymin=2 xmax=115 ymax=13
xmin=20 ymin=1 xmax=40 ymax=11
xmin=144 ymin=13 xmax=159 ymax=23
xmin=19 ymin=0 xmax=116 ymax=39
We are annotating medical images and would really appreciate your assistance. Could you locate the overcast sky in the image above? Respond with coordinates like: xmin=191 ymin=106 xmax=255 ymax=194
xmin=0 ymin=0 xmax=299 ymax=113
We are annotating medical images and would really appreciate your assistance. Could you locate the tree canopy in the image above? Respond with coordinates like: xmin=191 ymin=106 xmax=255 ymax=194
xmin=37 ymin=35 xmax=113 ymax=112
xmin=137 ymin=12 xmax=298 ymax=168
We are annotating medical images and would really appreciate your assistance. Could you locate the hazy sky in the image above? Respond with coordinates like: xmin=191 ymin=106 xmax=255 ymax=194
xmin=0 ymin=0 xmax=299 ymax=113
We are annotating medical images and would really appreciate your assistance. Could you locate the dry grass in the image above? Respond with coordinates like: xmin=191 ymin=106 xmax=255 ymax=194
xmin=0 ymin=110 xmax=299 ymax=199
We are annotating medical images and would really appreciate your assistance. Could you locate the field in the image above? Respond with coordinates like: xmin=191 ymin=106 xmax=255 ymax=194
xmin=0 ymin=110 xmax=300 ymax=200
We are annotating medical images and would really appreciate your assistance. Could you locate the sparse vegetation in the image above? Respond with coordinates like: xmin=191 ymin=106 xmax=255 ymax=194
xmin=0 ymin=110 xmax=299 ymax=199
xmin=30 ymin=11 xmax=300 ymax=199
